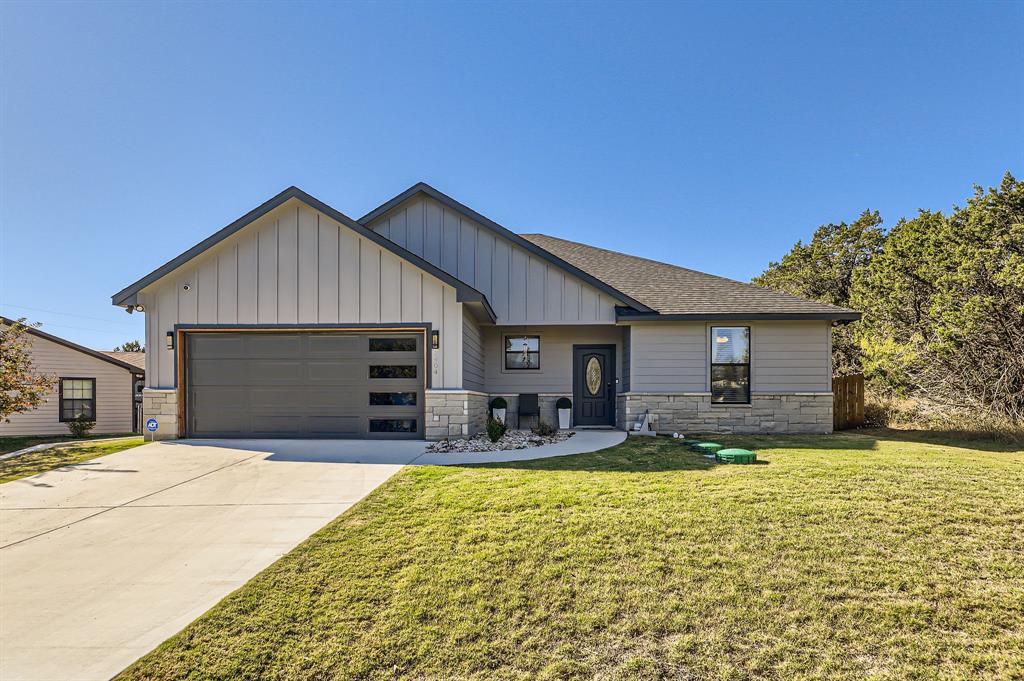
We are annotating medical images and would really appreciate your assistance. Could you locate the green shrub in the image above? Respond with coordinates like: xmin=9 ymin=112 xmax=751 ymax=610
xmin=67 ymin=414 xmax=95 ymax=438
xmin=486 ymin=417 xmax=507 ymax=443
xmin=489 ymin=396 xmax=507 ymax=410
xmin=555 ymin=397 xmax=572 ymax=410
xmin=531 ymin=420 xmax=556 ymax=437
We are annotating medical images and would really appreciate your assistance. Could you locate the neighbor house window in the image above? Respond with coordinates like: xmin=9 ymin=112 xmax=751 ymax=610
xmin=710 ymin=327 xmax=750 ymax=404
xmin=59 ymin=378 xmax=96 ymax=421
xmin=505 ymin=335 xmax=540 ymax=370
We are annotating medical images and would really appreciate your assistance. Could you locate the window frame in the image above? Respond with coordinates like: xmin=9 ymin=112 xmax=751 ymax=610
xmin=58 ymin=377 xmax=97 ymax=422
xmin=504 ymin=335 xmax=541 ymax=371
xmin=709 ymin=327 xmax=751 ymax=405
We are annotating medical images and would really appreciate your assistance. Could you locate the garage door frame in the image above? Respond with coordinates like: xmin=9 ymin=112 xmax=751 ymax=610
xmin=172 ymin=323 xmax=433 ymax=439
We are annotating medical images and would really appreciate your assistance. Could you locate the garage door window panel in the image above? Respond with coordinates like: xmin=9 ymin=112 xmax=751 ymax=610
xmin=369 ymin=419 xmax=417 ymax=433
xmin=369 ymin=365 xmax=417 ymax=379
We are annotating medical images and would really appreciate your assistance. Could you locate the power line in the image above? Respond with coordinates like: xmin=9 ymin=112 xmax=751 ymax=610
xmin=0 ymin=303 xmax=140 ymax=327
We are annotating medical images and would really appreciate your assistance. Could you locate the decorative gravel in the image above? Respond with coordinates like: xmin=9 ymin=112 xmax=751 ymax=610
xmin=425 ymin=429 xmax=575 ymax=453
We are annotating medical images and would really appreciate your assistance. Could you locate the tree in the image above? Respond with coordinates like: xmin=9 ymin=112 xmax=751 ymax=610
xmin=0 ymin=318 xmax=56 ymax=422
xmin=753 ymin=210 xmax=886 ymax=373
xmin=113 ymin=340 xmax=144 ymax=352
xmin=854 ymin=172 xmax=1024 ymax=420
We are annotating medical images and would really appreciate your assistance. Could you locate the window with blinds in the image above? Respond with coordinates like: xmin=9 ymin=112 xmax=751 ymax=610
xmin=710 ymin=327 xmax=750 ymax=404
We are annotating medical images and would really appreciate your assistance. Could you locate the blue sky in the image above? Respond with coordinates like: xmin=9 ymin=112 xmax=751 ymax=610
xmin=1 ymin=1 xmax=1021 ymax=349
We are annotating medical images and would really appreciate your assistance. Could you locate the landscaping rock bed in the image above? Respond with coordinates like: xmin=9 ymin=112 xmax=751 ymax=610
xmin=426 ymin=430 xmax=575 ymax=453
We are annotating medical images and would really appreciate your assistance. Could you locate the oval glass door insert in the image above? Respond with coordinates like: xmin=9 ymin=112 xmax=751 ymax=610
xmin=585 ymin=356 xmax=602 ymax=396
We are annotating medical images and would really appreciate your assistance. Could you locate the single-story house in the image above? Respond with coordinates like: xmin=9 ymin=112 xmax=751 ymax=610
xmin=0 ymin=317 xmax=145 ymax=436
xmin=110 ymin=183 xmax=859 ymax=441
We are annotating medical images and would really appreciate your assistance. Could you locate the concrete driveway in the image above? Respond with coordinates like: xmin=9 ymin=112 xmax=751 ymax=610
xmin=0 ymin=439 xmax=426 ymax=681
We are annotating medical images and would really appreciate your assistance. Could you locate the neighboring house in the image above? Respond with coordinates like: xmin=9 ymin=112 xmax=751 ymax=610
xmin=110 ymin=183 xmax=859 ymax=441
xmin=0 ymin=317 xmax=145 ymax=436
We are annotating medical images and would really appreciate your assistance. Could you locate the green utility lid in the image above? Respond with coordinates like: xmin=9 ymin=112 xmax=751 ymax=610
xmin=716 ymin=448 xmax=757 ymax=464
xmin=692 ymin=442 xmax=723 ymax=453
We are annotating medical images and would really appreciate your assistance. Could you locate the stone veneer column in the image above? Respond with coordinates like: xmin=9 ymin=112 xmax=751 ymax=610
xmin=621 ymin=392 xmax=833 ymax=434
xmin=141 ymin=388 xmax=179 ymax=440
xmin=424 ymin=390 xmax=489 ymax=440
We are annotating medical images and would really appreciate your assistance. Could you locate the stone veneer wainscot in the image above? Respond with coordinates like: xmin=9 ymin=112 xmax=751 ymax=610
xmin=425 ymin=390 xmax=489 ymax=440
xmin=618 ymin=392 xmax=833 ymax=434
xmin=141 ymin=388 xmax=179 ymax=440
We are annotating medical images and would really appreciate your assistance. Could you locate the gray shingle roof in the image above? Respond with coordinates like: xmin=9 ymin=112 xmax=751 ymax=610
xmin=519 ymin=234 xmax=860 ymax=320
xmin=103 ymin=351 xmax=146 ymax=371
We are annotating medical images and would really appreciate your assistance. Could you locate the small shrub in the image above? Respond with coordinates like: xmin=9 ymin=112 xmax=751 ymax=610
xmin=531 ymin=420 xmax=556 ymax=437
xmin=489 ymin=396 xmax=507 ymax=410
xmin=486 ymin=417 xmax=507 ymax=443
xmin=67 ymin=414 xmax=95 ymax=438
xmin=556 ymin=397 xmax=572 ymax=410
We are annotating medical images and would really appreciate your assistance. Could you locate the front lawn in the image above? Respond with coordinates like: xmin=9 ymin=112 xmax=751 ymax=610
xmin=0 ymin=437 xmax=144 ymax=484
xmin=120 ymin=432 xmax=1023 ymax=680
xmin=0 ymin=432 xmax=137 ymax=455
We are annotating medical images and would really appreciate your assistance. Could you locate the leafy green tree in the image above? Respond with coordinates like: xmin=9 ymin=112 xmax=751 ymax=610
xmin=753 ymin=210 xmax=885 ymax=373
xmin=0 ymin=318 xmax=56 ymax=421
xmin=854 ymin=173 xmax=1024 ymax=420
xmin=113 ymin=340 xmax=144 ymax=352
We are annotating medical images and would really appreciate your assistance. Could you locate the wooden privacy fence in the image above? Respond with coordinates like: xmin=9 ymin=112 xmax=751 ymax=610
xmin=833 ymin=374 xmax=865 ymax=430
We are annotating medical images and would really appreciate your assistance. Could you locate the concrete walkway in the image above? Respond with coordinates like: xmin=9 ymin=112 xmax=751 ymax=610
xmin=0 ymin=432 xmax=624 ymax=681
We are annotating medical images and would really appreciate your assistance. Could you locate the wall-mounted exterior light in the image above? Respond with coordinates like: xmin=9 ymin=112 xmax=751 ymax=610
xmin=134 ymin=304 xmax=145 ymax=312
xmin=165 ymin=331 xmax=174 ymax=351
xmin=431 ymin=330 xmax=440 ymax=350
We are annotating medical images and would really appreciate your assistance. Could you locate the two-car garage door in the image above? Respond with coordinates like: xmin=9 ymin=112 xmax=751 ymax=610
xmin=185 ymin=331 xmax=424 ymax=439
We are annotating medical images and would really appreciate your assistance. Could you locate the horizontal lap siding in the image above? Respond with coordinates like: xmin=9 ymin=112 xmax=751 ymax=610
xmin=630 ymin=323 xmax=707 ymax=391
xmin=0 ymin=334 xmax=134 ymax=436
xmin=482 ymin=325 xmax=624 ymax=394
xmin=139 ymin=200 xmax=463 ymax=390
xmin=752 ymin=321 xmax=831 ymax=392
xmin=368 ymin=196 xmax=621 ymax=324
xmin=628 ymin=320 xmax=832 ymax=393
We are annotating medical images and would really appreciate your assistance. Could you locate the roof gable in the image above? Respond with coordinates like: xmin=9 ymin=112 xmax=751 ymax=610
xmin=359 ymin=183 xmax=654 ymax=313
xmin=111 ymin=187 xmax=495 ymax=321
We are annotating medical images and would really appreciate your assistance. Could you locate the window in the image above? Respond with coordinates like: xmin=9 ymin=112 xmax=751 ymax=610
xmin=369 ymin=392 xmax=418 ymax=406
xmin=369 ymin=365 xmax=417 ymax=379
xmin=369 ymin=419 xmax=417 ymax=433
xmin=505 ymin=335 xmax=540 ymax=370
xmin=59 ymin=378 xmax=96 ymax=421
xmin=710 ymin=327 xmax=750 ymax=404
xmin=369 ymin=337 xmax=417 ymax=352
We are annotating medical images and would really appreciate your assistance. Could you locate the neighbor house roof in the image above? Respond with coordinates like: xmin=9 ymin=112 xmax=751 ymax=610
xmin=519 ymin=234 xmax=861 ymax=321
xmin=103 ymin=351 xmax=146 ymax=371
xmin=111 ymin=187 xmax=496 ymax=323
xmin=0 ymin=316 xmax=146 ymax=373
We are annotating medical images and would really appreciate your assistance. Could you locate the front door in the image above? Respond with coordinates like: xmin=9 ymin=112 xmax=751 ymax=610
xmin=572 ymin=345 xmax=616 ymax=426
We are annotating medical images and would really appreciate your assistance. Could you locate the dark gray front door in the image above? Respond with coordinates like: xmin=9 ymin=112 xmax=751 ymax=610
xmin=572 ymin=345 xmax=616 ymax=426
xmin=186 ymin=331 xmax=423 ymax=439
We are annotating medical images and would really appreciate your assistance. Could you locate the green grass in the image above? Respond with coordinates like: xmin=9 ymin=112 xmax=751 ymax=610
xmin=0 ymin=432 xmax=137 ymax=455
xmin=120 ymin=432 xmax=1023 ymax=680
xmin=0 ymin=437 xmax=144 ymax=483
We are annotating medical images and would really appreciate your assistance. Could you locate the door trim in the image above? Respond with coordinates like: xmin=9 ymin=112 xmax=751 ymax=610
xmin=572 ymin=344 xmax=616 ymax=427
xmin=175 ymin=323 xmax=432 ymax=438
